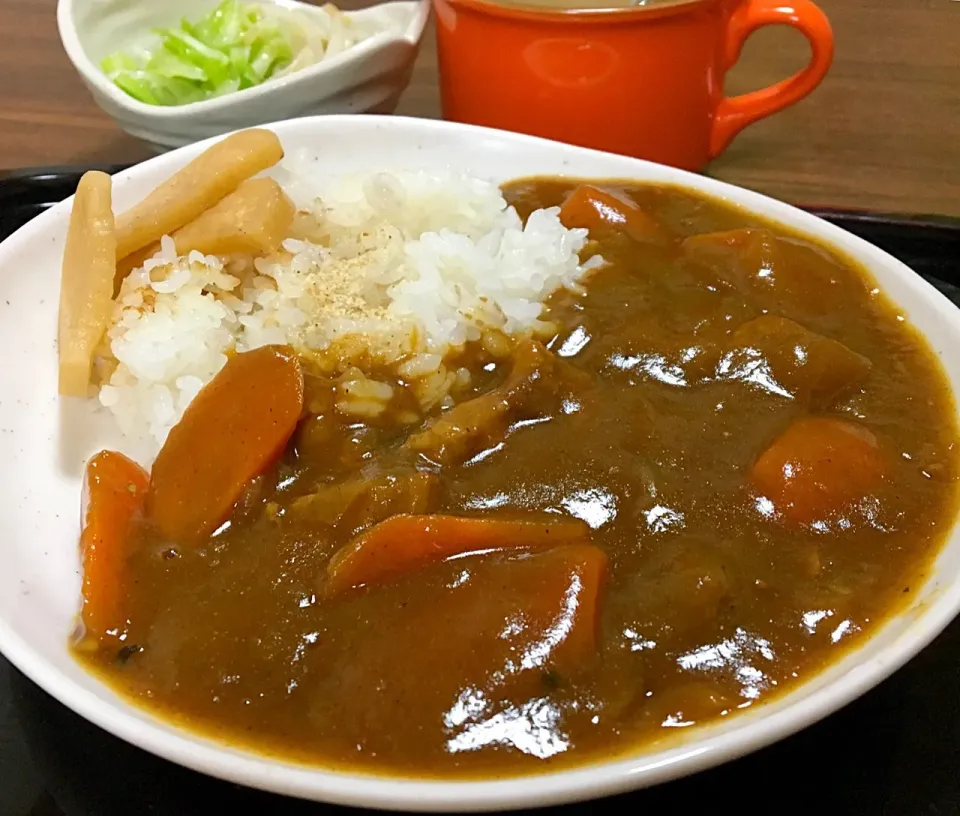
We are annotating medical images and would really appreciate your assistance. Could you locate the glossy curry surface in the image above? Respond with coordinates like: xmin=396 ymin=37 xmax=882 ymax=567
xmin=75 ymin=179 xmax=960 ymax=777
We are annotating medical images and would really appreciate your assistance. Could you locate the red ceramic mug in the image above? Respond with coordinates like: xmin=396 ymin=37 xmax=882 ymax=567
xmin=432 ymin=0 xmax=834 ymax=171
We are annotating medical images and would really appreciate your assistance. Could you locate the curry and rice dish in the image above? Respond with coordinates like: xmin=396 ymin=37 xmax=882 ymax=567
xmin=58 ymin=129 xmax=959 ymax=777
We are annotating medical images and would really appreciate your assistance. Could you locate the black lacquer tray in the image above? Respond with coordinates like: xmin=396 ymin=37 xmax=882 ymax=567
xmin=1 ymin=168 xmax=958 ymax=816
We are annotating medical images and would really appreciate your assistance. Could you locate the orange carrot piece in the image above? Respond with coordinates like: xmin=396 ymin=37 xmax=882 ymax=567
xmin=79 ymin=450 xmax=149 ymax=642
xmin=312 ymin=544 xmax=607 ymax=727
xmin=146 ymin=345 xmax=304 ymax=544
xmin=751 ymin=416 xmax=887 ymax=524
xmin=417 ymin=543 xmax=607 ymax=675
xmin=559 ymin=184 xmax=666 ymax=244
xmin=529 ymin=543 xmax=608 ymax=667
xmin=325 ymin=513 xmax=592 ymax=596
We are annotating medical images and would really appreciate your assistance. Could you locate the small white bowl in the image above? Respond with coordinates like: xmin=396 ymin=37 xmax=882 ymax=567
xmin=0 ymin=116 xmax=959 ymax=811
xmin=57 ymin=0 xmax=430 ymax=152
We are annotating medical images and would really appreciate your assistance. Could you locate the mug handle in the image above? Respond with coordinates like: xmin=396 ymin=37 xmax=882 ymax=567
xmin=709 ymin=0 xmax=834 ymax=159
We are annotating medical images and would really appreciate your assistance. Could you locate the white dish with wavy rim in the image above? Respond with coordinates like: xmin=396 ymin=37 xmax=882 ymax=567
xmin=57 ymin=0 xmax=430 ymax=152
xmin=0 ymin=115 xmax=958 ymax=811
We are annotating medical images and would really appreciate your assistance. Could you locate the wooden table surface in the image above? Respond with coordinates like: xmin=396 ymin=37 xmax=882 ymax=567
xmin=1 ymin=0 xmax=958 ymax=215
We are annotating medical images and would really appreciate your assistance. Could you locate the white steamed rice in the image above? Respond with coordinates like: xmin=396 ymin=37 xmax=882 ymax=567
xmin=96 ymin=156 xmax=602 ymax=463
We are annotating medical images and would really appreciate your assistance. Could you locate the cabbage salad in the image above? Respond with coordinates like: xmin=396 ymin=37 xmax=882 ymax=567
xmin=100 ymin=0 xmax=381 ymax=106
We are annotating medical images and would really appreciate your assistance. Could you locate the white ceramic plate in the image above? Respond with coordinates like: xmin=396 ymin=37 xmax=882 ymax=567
xmin=0 ymin=115 xmax=958 ymax=811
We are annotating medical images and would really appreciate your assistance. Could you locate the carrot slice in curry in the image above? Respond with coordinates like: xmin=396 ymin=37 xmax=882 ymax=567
xmin=310 ymin=544 xmax=608 ymax=730
xmin=146 ymin=345 xmax=304 ymax=544
xmin=559 ymin=184 xmax=666 ymax=244
xmin=79 ymin=450 xmax=149 ymax=643
xmin=751 ymin=416 xmax=887 ymax=524
xmin=325 ymin=513 xmax=592 ymax=596
xmin=528 ymin=543 xmax=608 ymax=668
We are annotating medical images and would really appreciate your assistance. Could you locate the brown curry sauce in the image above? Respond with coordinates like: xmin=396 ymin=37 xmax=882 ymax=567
xmin=74 ymin=179 xmax=960 ymax=777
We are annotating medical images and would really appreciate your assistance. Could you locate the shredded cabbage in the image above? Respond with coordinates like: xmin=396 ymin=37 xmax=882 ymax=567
xmin=100 ymin=1 xmax=375 ymax=106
